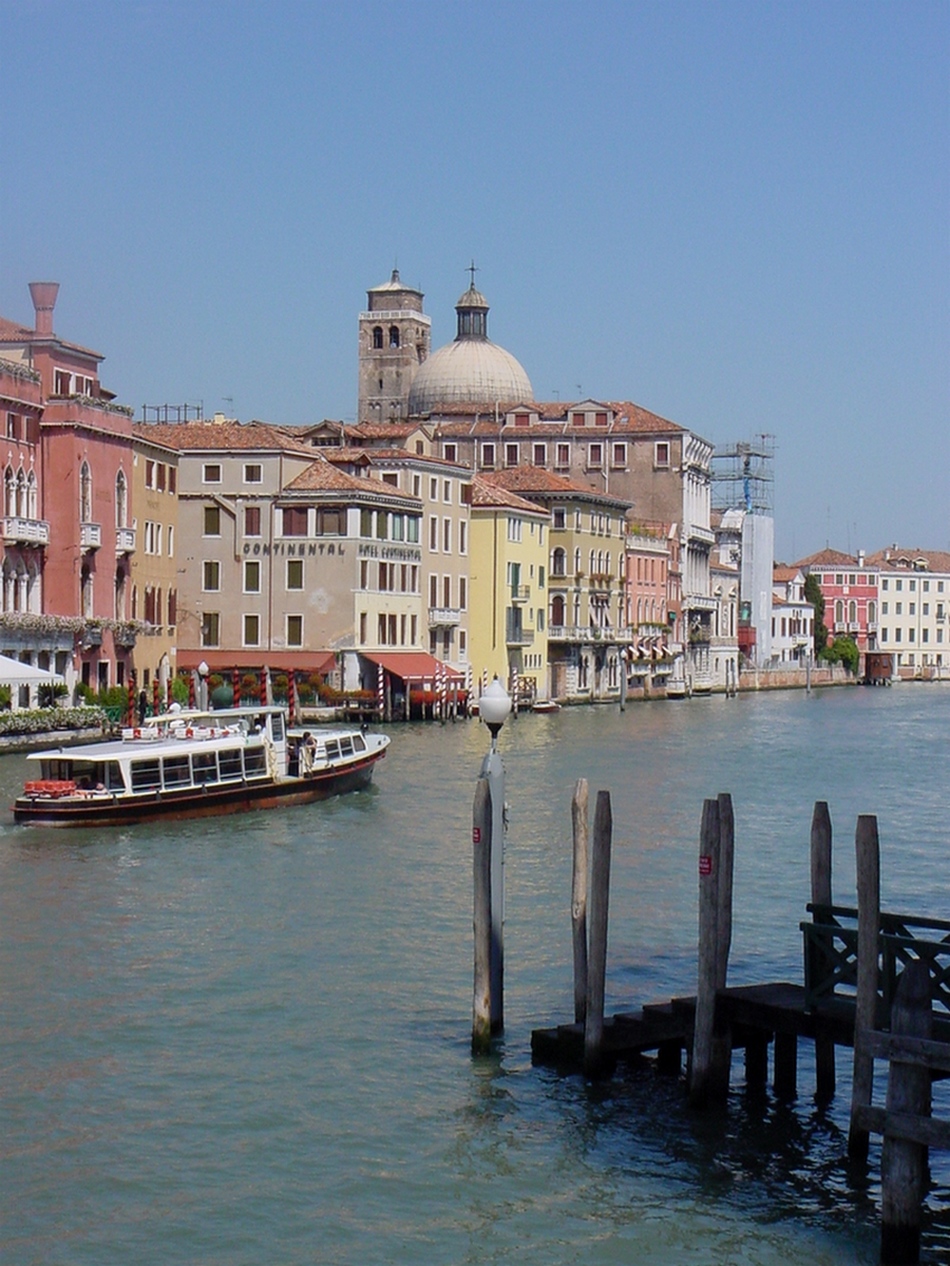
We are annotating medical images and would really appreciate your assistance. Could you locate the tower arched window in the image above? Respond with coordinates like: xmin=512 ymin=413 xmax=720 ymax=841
xmin=116 ymin=470 xmax=128 ymax=528
xmin=372 ymin=326 xmax=383 ymax=350
xmin=389 ymin=326 xmax=400 ymax=348
xmin=80 ymin=462 xmax=93 ymax=523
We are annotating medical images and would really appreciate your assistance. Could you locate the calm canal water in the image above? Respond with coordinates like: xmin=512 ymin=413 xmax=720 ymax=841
xmin=1 ymin=685 xmax=948 ymax=1264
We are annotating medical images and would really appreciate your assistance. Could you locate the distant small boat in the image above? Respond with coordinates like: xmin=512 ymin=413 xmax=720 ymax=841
xmin=531 ymin=700 xmax=561 ymax=714
xmin=13 ymin=705 xmax=389 ymax=827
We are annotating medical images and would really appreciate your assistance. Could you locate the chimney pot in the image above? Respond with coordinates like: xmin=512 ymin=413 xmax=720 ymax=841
xmin=29 ymin=282 xmax=59 ymax=336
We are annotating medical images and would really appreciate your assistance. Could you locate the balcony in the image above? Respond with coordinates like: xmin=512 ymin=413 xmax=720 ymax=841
xmin=428 ymin=606 xmax=461 ymax=628
xmin=80 ymin=522 xmax=102 ymax=551
xmin=505 ymin=626 xmax=534 ymax=647
xmin=588 ymin=573 xmax=613 ymax=591
xmin=510 ymin=584 xmax=530 ymax=603
xmin=115 ymin=526 xmax=136 ymax=555
xmin=548 ymin=625 xmax=633 ymax=645
xmin=1 ymin=516 xmax=50 ymax=546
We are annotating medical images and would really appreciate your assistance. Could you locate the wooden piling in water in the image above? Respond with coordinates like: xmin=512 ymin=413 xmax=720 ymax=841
xmin=584 ymin=790 xmax=612 ymax=1077
xmin=472 ymin=777 xmax=492 ymax=1054
xmin=849 ymin=813 xmax=881 ymax=1160
xmin=690 ymin=797 xmax=726 ymax=1108
xmin=571 ymin=778 xmax=589 ymax=1026
xmin=810 ymin=800 xmax=836 ymax=1100
xmin=880 ymin=958 xmax=932 ymax=1265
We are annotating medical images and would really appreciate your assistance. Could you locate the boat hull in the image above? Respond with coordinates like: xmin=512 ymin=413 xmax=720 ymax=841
xmin=13 ymin=753 xmax=382 ymax=828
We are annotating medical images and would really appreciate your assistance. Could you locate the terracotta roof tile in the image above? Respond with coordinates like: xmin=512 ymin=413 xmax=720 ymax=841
xmin=482 ymin=465 xmax=632 ymax=510
xmin=470 ymin=475 xmax=550 ymax=515
xmin=134 ymin=420 xmax=315 ymax=457
xmin=866 ymin=546 xmax=950 ymax=573
xmin=793 ymin=547 xmax=859 ymax=568
xmin=283 ymin=456 xmax=419 ymax=500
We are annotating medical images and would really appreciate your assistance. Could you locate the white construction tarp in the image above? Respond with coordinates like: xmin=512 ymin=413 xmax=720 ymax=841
xmin=0 ymin=654 xmax=62 ymax=685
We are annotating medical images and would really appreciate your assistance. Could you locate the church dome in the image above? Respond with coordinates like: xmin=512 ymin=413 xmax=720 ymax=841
xmin=408 ymin=277 xmax=532 ymax=413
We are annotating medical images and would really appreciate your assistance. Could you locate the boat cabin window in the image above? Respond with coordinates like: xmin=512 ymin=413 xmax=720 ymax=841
xmin=162 ymin=755 xmax=191 ymax=788
xmin=339 ymin=736 xmax=354 ymax=757
xmin=324 ymin=739 xmax=340 ymax=761
xmin=244 ymin=748 xmax=267 ymax=777
xmin=270 ymin=712 xmax=284 ymax=742
xmin=353 ymin=735 xmax=366 ymax=753
xmin=192 ymin=752 xmax=218 ymax=784
xmin=44 ymin=758 xmax=124 ymax=790
xmin=219 ymin=748 xmax=243 ymax=780
xmin=131 ymin=759 xmax=161 ymax=791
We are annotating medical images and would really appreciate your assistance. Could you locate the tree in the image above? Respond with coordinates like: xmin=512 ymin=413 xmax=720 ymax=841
xmin=804 ymin=572 xmax=829 ymax=657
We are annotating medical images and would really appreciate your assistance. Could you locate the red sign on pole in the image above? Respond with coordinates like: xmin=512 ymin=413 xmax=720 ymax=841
xmin=473 ymin=827 xmax=481 ymax=844
xmin=699 ymin=855 xmax=713 ymax=876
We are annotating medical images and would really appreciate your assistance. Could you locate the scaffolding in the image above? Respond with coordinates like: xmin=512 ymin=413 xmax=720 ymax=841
xmin=711 ymin=435 xmax=775 ymax=515
xmin=140 ymin=403 xmax=204 ymax=424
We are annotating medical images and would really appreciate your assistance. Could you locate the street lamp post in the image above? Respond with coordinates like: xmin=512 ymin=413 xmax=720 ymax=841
xmin=197 ymin=660 xmax=209 ymax=711
xmin=474 ymin=677 xmax=511 ymax=1045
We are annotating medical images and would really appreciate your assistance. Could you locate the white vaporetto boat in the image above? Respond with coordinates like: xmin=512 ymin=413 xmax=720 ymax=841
xmin=13 ymin=705 xmax=389 ymax=827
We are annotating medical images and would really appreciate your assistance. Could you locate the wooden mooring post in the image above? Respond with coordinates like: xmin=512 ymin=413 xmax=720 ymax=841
xmin=849 ymin=813 xmax=881 ymax=1160
xmin=571 ymin=779 xmax=589 ymax=1026
xmin=471 ymin=778 xmax=492 ymax=1054
xmin=810 ymin=800 xmax=836 ymax=1100
xmin=584 ymin=790 xmax=612 ymax=1077
xmin=689 ymin=794 xmax=735 ymax=1108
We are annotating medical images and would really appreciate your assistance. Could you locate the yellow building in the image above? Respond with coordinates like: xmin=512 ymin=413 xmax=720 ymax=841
xmin=482 ymin=466 xmax=632 ymax=703
xmin=130 ymin=428 xmax=180 ymax=695
xmin=469 ymin=475 xmax=550 ymax=704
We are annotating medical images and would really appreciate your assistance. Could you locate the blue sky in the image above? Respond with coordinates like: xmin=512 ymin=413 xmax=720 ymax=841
xmin=2 ymin=0 xmax=947 ymax=560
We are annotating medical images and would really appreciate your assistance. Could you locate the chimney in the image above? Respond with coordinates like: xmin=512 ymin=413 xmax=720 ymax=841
xmin=857 ymin=550 xmax=865 ymax=568
xmin=29 ymin=282 xmax=60 ymax=336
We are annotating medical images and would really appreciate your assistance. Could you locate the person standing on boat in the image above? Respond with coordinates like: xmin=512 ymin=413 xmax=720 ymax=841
xmin=138 ymin=689 xmax=148 ymax=725
xmin=300 ymin=731 xmax=317 ymax=774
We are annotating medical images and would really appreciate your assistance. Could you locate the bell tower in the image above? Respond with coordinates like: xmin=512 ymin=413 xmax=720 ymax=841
xmin=357 ymin=269 xmax=430 ymax=423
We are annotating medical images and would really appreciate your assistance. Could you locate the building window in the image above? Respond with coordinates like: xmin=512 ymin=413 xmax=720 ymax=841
xmin=507 ymin=517 xmax=522 ymax=542
xmin=245 ymin=505 xmax=261 ymax=536
xmin=552 ymin=506 xmax=566 ymax=530
xmin=443 ymin=443 xmax=457 ymax=462
xmin=244 ymin=614 xmax=260 ymax=647
xmin=654 ymin=442 xmax=670 ymax=468
xmin=429 ymin=573 xmax=438 ymax=607
xmin=201 ymin=613 xmax=220 ymax=647
xmin=282 ymin=506 xmax=308 ymax=536
xmin=156 ymin=463 xmax=166 ymax=492
xmin=459 ymin=521 xmax=467 ymax=555
xmin=389 ymin=326 xmax=400 ymax=348
xmin=244 ymin=560 xmax=261 ymax=593
xmin=505 ymin=444 xmax=519 ymax=467
xmin=203 ymin=561 xmax=220 ymax=592
xmin=459 ymin=576 xmax=467 ymax=610
xmin=481 ymin=443 xmax=496 ymax=469
xmin=533 ymin=443 xmax=547 ymax=466
xmin=145 ymin=459 xmax=155 ymax=489
xmin=203 ymin=505 xmax=221 ymax=536
xmin=203 ymin=464 xmax=221 ymax=484
xmin=382 ymin=472 xmax=399 ymax=488
xmin=612 ymin=442 xmax=627 ymax=468
xmin=555 ymin=443 xmax=570 ymax=469
xmin=595 ymin=412 xmax=608 ymax=427
xmin=429 ymin=515 xmax=438 ymax=550
xmin=572 ymin=412 xmax=586 ymax=428
xmin=443 ymin=518 xmax=451 ymax=552
xmin=244 ymin=464 xmax=262 ymax=484
xmin=588 ymin=444 xmax=603 ymax=469
xmin=286 ymin=615 xmax=303 ymax=647
xmin=515 ymin=412 xmax=530 ymax=428
xmin=168 ymin=466 xmax=177 ymax=494
xmin=372 ymin=326 xmax=383 ymax=349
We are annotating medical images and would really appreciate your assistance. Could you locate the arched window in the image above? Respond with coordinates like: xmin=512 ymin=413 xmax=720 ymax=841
xmin=551 ymin=594 xmax=565 ymax=627
xmin=116 ymin=470 xmax=128 ymax=528
xmin=834 ymin=599 xmax=844 ymax=625
xmin=389 ymin=326 xmax=400 ymax=348
xmin=4 ymin=467 xmax=14 ymax=518
xmin=868 ymin=600 xmax=877 ymax=624
xmin=80 ymin=462 xmax=92 ymax=523
xmin=372 ymin=326 xmax=383 ymax=349
xmin=551 ymin=547 xmax=566 ymax=577
xmin=115 ymin=567 xmax=126 ymax=620
xmin=848 ymin=600 xmax=857 ymax=623
xmin=27 ymin=471 xmax=37 ymax=519
xmin=131 ymin=585 xmax=138 ymax=620
xmin=16 ymin=469 xmax=26 ymax=517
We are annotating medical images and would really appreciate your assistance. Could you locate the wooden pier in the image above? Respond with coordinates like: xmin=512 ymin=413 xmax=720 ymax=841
xmin=524 ymin=790 xmax=950 ymax=1264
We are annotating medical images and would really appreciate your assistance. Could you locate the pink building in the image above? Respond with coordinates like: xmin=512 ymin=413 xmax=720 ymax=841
xmin=794 ymin=547 xmax=879 ymax=653
xmin=0 ymin=283 xmax=137 ymax=692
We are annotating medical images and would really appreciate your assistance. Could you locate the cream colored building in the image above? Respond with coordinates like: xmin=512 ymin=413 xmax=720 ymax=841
xmin=469 ymin=476 xmax=550 ymax=703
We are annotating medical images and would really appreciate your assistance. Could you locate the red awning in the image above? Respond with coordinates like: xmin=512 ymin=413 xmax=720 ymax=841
xmin=361 ymin=651 xmax=466 ymax=683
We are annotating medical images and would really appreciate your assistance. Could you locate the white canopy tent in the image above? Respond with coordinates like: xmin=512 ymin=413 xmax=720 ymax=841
xmin=0 ymin=654 xmax=62 ymax=685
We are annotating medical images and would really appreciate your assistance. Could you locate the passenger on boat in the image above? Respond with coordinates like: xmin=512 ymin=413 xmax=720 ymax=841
xmin=300 ymin=731 xmax=317 ymax=774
